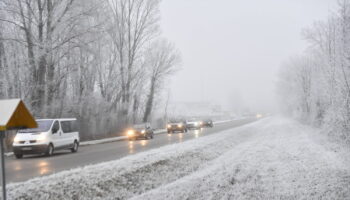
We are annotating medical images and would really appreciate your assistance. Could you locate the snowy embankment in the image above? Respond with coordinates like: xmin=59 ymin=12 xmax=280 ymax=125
xmin=6 ymin=117 xmax=350 ymax=200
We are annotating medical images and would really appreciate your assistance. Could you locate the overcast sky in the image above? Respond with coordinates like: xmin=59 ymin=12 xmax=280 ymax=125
xmin=160 ymin=0 xmax=337 ymax=112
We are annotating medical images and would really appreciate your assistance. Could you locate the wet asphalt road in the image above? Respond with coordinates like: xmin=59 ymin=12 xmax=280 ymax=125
xmin=5 ymin=118 xmax=256 ymax=183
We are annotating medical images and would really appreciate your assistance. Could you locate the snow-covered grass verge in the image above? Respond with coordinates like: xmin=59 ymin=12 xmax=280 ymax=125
xmin=6 ymin=116 xmax=349 ymax=200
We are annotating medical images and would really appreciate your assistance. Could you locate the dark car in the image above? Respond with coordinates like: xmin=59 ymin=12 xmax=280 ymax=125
xmin=127 ymin=123 xmax=154 ymax=140
xmin=167 ymin=121 xmax=187 ymax=133
xmin=201 ymin=119 xmax=214 ymax=128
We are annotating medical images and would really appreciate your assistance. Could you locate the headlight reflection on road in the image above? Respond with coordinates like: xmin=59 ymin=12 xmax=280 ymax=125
xmin=128 ymin=141 xmax=134 ymax=154
xmin=167 ymin=133 xmax=172 ymax=143
xmin=178 ymin=133 xmax=183 ymax=142
xmin=194 ymin=130 xmax=200 ymax=138
xmin=14 ymin=165 xmax=22 ymax=171
xmin=40 ymin=168 xmax=49 ymax=175
xmin=38 ymin=161 xmax=50 ymax=175
xmin=38 ymin=161 xmax=48 ymax=167
xmin=141 ymin=140 xmax=147 ymax=147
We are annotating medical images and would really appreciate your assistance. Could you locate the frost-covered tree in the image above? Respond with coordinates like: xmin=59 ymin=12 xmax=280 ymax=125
xmin=0 ymin=0 xmax=180 ymax=140
xmin=278 ymin=1 xmax=350 ymax=143
xmin=142 ymin=39 xmax=181 ymax=123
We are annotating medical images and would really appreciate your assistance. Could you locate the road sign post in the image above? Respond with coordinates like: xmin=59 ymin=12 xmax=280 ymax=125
xmin=0 ymin=132 xmax=6 ymax=200
xmin=0 ymin=99 xmax=37 ymax=200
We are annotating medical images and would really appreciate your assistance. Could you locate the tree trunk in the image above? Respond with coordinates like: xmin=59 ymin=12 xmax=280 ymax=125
xmin=0 ymin=29 xmax=8 ymax=98
xmin=18 ymin=1 xmax=39 ymax=111
xmin=45 ymin=0 xmax=55 ymax=116
xmin=143 ymin=77 xmax=156 ymax=123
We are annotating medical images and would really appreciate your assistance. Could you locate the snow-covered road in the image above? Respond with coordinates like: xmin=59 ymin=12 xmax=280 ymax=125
xmin=6 ymin=117 xmax=350 ymax=200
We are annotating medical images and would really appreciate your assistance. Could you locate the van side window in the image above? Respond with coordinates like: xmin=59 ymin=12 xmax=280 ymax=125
xmin=52 ymin=121 xmax=60 ymax=134
xmin=61 ymin=121 xmax=77 ymax=133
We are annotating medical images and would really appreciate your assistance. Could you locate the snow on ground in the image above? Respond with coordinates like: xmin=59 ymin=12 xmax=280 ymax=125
xmin=6 ymin=117 xmax=350 ymax=200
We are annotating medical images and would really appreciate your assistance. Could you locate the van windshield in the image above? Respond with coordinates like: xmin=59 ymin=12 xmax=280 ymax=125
xmin=18 ymin=120 xmax=54 ymax=133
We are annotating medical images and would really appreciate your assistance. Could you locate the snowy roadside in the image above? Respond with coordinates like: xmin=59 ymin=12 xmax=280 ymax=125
xmin=7 ymin=117 xmax=348 ymax=200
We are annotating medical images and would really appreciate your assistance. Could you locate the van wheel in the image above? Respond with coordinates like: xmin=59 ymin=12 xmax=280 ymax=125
xmin=15 ymin=154 xmax=23 ymax=159
xmin=45 ymin=144 xmax=54 ymax=156
xmin=71 ymin=141 xmax=79 ymax=153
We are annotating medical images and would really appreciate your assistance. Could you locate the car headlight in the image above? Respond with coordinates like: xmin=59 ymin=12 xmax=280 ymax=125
xmin=167 ymin=124 xmax=171 ymax=128
xmin=178 ymin=124 xmax=183 ymax=128
xmin=127 ymin=130 xmax=135 ymax=136
xmin=37 ymin=133 xmax=47 ymax=141
xmin=194 ymin=122 xmax=198 ymax=126
xmin=141 ymin=130 xmax=146 ymax=134
xmin=13 ymin=136 xmax=20 ymax=143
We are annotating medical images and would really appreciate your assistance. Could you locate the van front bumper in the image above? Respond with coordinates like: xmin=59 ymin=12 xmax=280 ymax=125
xmin=13 ymin=144 xmax=49 ymax=155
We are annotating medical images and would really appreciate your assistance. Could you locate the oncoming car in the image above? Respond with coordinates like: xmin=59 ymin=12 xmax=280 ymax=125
xmin=167 ymin=121 xmax=187 ymax=133
xmin=186 ymin=119 xmax=202 ymax=130
xmin=12 ymin=119 xmax=80 ymax=159
xmin=127 ymin=123 xmax=154 ymax=141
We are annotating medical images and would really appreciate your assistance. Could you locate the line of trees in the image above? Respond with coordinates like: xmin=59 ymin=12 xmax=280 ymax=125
xmin=0 ymin=0 xmax=180 ymax=140
xmin=277 ymin=1 xmax=350 ymax=143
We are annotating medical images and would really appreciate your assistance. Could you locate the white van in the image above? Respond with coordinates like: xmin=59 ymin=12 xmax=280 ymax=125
xmin=12 ymin=118 xmax=80 ymax=159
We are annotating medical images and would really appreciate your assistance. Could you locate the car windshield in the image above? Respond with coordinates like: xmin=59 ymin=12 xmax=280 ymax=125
xmin=133 ymin=124 xmax=145 ymax=129
xmin=169 ymin=121 xmax=183 ymax=124
xmin=18 ymin=120 xmax=54 ymax=133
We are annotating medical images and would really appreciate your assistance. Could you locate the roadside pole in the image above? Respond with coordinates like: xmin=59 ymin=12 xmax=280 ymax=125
xmin=0 ymin=99 xmax=38 ymax=200
xmin=0 ymin=132 xmax=6 ymax=200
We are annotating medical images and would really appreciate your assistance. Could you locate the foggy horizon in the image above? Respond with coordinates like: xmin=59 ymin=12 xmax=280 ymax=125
xmin=161 ymin=0 xmax=336 ymax=112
